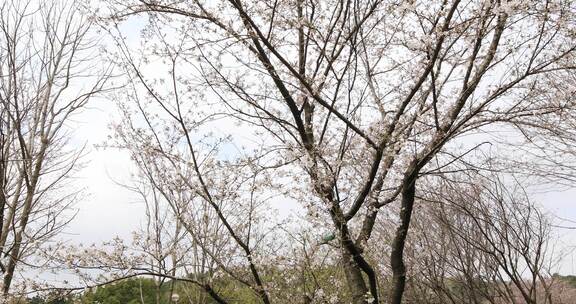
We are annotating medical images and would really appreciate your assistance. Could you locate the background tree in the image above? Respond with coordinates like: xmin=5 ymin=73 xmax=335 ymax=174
xmin=398 ymin=173 xmax=559 ymax=304
xmin=0 ymin=0 xmax=109 ymax=298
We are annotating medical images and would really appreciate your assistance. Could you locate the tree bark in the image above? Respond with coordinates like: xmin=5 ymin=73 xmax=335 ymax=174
xmin=389 ymin=176 xmax=416 ymax=304
xmin=342 ymin=248 xmax=369 ymax=304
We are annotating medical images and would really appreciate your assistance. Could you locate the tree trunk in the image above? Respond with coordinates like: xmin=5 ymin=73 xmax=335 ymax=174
xmin=342 ymin=248 xmax=369 ymax=304
xmin=389 ymin=177 xmax=416 ymax=304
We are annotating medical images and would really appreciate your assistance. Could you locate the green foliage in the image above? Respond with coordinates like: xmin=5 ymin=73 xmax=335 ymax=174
xmin=80 ymin=278 xmax=165 ymax=304
xmin=75 ymin=277 xmax=252 ymax=304
xmin=23 ymin=292 xmax=76 ymax=304
xmin=554 ymin=273 xmax=576 ymax=288
xmin=24 ymin=266 xmax=350 ymax=304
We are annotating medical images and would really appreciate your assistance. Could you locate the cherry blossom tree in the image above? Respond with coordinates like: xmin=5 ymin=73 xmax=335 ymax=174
xmin=71 ymin=0 xmax=576 ymax=303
